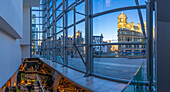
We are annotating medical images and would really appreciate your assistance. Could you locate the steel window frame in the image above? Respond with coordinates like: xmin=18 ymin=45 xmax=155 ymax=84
xmin=31 ymin=0 xmax=155 ymax=86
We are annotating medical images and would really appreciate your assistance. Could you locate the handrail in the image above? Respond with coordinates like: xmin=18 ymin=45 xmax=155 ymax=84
xmin=121 ymin=63 xmax=148 ymax=92
xmin=36 ymin=74 xmax=45 ymax=92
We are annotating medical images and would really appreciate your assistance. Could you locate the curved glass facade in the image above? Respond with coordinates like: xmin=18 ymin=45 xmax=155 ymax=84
xmin=31 ymin=0 xmax=155 ymax=91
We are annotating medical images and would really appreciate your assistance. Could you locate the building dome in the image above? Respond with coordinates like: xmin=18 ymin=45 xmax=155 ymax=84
xmin=118 ymin=12 xmax=127 ymax=19
xmin=118 ymin=12 xmax=127 ymax=29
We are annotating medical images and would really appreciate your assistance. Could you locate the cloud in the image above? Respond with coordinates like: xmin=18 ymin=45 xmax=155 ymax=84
xmin=106 ymin=0 xmax=111 ymax=7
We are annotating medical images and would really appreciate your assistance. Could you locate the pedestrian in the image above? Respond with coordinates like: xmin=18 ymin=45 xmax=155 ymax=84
xmin=5 ymin=86 xmax=9 ymax=92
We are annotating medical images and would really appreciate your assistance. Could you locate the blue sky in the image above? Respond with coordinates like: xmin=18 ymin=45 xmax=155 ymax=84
xmin=75 ymin=0 xmax=147 ymax=41
xmin=33 ymin=0 xmax=148 ymax=41
xmin=93 ymin=9 xmax=146 ymax=41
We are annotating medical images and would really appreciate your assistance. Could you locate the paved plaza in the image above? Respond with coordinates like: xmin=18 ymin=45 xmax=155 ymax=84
xmin=68 ymin=56 xmax=155 ymax=81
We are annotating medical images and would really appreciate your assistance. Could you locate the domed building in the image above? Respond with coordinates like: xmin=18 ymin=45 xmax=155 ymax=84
xmin=117 ymin=12 xmax=146 ymax=57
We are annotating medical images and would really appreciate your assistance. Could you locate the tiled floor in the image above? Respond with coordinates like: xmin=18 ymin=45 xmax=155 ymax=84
xmin=40 ymin=58 xmax=127 ymax=92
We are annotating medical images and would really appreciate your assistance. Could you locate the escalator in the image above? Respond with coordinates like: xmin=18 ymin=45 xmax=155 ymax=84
xmin=1 ymin=58 xmax=89 ymax=92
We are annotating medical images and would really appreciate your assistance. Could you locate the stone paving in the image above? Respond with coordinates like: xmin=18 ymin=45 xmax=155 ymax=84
xmin=68 ymin=56 xmax=154 ymax=80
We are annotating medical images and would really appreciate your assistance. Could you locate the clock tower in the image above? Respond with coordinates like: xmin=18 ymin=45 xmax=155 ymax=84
xmin=118 ymin=12 xmax=127 ymax=29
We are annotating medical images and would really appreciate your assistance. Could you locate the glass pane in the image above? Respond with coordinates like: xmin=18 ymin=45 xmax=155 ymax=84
xmin=93 ymin=45 xmax=147 ymax=80
xmin=68 ymin=46 xmax=86 ymax=71
xmin=48 ymin=25 xmax=53 ymax=37
xmin=32 ymin=25 xmax=43 ymax=32
xmin=76 ymin=2 xmax=85 ymax=22
xmin=32 ymin=18 xmax=43 ymax=24
xmin=56 ymin=5 xmax=63 ymax=17
xmin=56 ymin=31 xmax=64 ymax=47
xmin=76 ymin=22 xmax=85 ymax=44
xmin=67 ymin=27 xmax=74 ymax=46
xmin=49 ymin=8 xmax=53 ymax=17
xmin=49 ymin=49 xmax=53 ymax=60
xmin=49 ymin=0 xmax=52 ymax=8
xmin=68 ymin=0 xmax=75 ymax=7
xmin=93 ymin=9 xmax=147 ymax=80
xmin=56 ymin=17 xmax=63 ymax=28
xmin=67 ymin=10 xmax=74 ymax=26
xmin=122 ymin=64 xmax=149 ymax=92
xmin=56 ymin=28 xmax=63 ymax=33
xmin=49 ymin=37 xmax=53 ymax=48
xmin=32 ymin=41 xmax=42 ymax=56
xmin=32 ymin=11 xmax=42 ymax=17
xmin=93 ymin=10 xmax=146 ymax=44
xmin=93 ymin=0 xmax=146 ymax=14
xmin=56 ymin=0 xmax=62 ymax=8
xmin=55 ymin=47 xmax=64 ymax=63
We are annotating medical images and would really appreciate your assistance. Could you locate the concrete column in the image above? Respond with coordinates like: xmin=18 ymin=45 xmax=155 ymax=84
xmin=20 ymin=6 xmax=31 ymax=59
xmin=156 ymin=0 xmax=170 ymax=91
xmin=53 ymin=72 xmax=62 ymax=91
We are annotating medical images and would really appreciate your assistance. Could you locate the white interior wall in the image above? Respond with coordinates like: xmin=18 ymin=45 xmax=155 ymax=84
xmin=0 ymin=0 xmax=23 ymax=37
xmin=0 ymin=30 xmax=21 ymax=88
xmin=0 ymin=0 xmax=23 ymax=88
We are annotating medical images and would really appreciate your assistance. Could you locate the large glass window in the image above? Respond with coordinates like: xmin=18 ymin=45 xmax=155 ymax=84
xmin=31 ymin=1 xmax=155 ymax=90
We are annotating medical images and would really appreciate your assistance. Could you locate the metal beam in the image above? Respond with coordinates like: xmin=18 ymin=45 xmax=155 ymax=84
xmin=135 ymin=0 xmax=146 ymax=38
xmin=85 ymin=0 xmax=93 ymax=77
xmin=146 ymin=0 xmax=154 ymax=91
xmin=63 ymin=0 xmax=68 ymax=66
xmin=53 ymin=0 xmax=56 ymax=62
xmin=73 ymin=44 xmax=86 ymax=65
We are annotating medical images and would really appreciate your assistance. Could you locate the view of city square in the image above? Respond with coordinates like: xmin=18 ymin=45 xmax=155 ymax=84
xmin=32 ymin=11 xmax=154 ymax=81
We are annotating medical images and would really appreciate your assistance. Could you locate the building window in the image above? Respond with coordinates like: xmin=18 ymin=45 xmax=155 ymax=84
xmin=134 ymin=45 xmax=136 ymax=48
xmin=121 ymin=18 xmax=123 ymax=22
xmin=125 ymin=32 xmax=127 ymax=34
xmin=119 ymin=37 xmax=123 ymax=41
xmin=119 ymin=31 xmax=122 ymax=35
xmin=126 ymin=45 xmax=131 ymax=48
xmin=129 ymin=45 xmax=132 ymax=48
xmin=125 ymin=37 xmax=132 ymax=41
xmin=142 ymin=45 xmax=145 ymax=48
xmin=127 ymin=32 xmax=132 ymax=35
